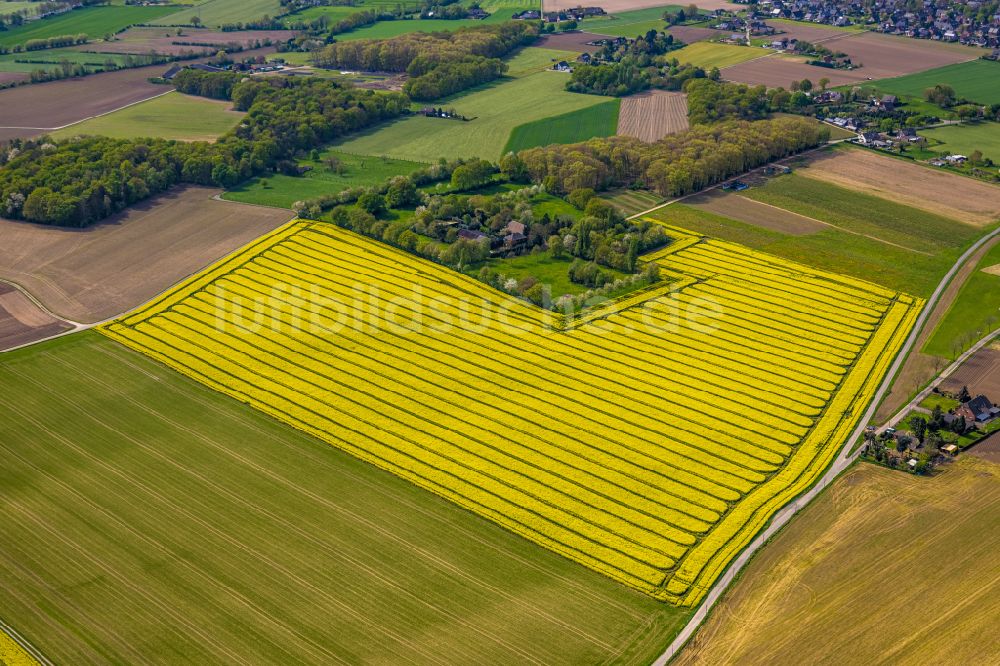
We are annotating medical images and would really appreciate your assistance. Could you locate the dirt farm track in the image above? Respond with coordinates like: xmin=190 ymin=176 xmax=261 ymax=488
xmin=0 ymin=186 xmax=293 ymax=324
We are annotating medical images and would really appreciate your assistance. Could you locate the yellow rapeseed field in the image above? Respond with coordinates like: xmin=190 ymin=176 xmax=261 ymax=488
xmin=103 ymin=220 xmax=920 ymax=606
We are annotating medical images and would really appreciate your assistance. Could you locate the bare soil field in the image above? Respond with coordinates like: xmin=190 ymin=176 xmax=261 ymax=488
xmin=0 ymin=46 xmax=275 ymax=139
xmin=86 ymin=27 xmax=295 ymax=56
xmin=828 ymin=31 xmax=983 ymax=80
xmin=665 ymin=25 xmax=717 ymax=43
xmin=537 ymin=31 xmax=601 ymax=52
xmin=940 ymin=345 xmax=1000 ymax=398
xmin=804 ymin=148 xmax=1000 ymax=226
xmin=968 ymin=430 xmax=1000 ymax=464
xmin=722 ymin=55 xmax=866 ymax=88
xmin=0 ymin=186 xmax=293 ymax=323
xmin=0 ymin=283 xmax=72 ymax=351
xmin=685 ymin=190 xmax=826 ymax=235
xmin=675 ymin=457 xmax=1000 ymax=665
xmin=766 ymin=22 xmax=856 ymax=44
xmin=617 ymin=90 xmax=688 ymax=142
xmin=545 ymin=0 xmax=738 ymax=11
xmin=0 ymin=71 xmax=28 ymax=85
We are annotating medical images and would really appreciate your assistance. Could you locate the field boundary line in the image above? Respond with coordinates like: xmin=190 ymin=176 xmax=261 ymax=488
xmin=0 ymin=616 xmax=53 ymax=666
xmin=728 ymin=194 xmax=934 ymax=255
xmin=652 ymin=222 xmax=1000 ymax=665
xmin=20 ymin=89 xmax=176 ymax=132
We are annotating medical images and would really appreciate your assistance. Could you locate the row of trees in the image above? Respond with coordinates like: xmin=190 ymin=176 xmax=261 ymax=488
xmin=568 ymin=57 xmax=710 ymax=97
xmin=505 ymin=117 xmax=829 ymax=197
xmin=24 ymin=33 xmax=88 ymax=51
xmin=312 ymin=22 xmax=536 ymax=99
xmin=0 ymin=75 xmax=408 ymax=226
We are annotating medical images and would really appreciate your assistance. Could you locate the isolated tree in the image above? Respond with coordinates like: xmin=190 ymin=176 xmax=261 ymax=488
xmin=548 ymin=234 xmax=565 ymax=259
xmin=818 ymin=77 xmax=830 ymax=91
xmin=799 ymin=78 xmax=813 ymax=92
xmin=191 ymin=15 xmax=202 ymax=27
xmin=924 ymin=83 xmax=955 ymax=107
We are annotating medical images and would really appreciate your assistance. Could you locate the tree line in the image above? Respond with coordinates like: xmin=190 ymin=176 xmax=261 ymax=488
xmin=504 ymin=116 xmax=828 ymax=197
xmin=312 ymin=22 xmax=537 ymax=100
xmin=0 ymin=76 xmax=408 ymax=227
xmin=685 ymin=79 xmax=770 ymax=125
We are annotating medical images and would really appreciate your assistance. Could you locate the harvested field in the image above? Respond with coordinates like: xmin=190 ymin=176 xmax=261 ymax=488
xmin=674 ymin=458 xmax=1000 ymax=665
xmin=804 ymin=148 xmax=1000 ymax=226
xmin=0 ymin=46 xmax=274 ymax=137
xmin=722 ymin=55 xmax=865 ymax=88
xmin=0 ymin=186 xmax=292 ymax=323
xmin=939 ymin=345 xmax=1000 ymax=399
xmin=0 ymin=282 xmax=72 ymax=351
xmin=684 ymin=190 xmax=825 ymax=235
xmin=537 ymin=31 xmax=601 ymax=52
xmin=984 ymin=263 xmax=1000 ymax=276
xmin=617 ymin=90 xmax=688 ymax=142
xmin=86 ymin=27 xmax=296 ymax=55
xmin=665 ymin=25 xmax=717 ymax=43
xmin=545 ymin=0 xmax=737 ymax=10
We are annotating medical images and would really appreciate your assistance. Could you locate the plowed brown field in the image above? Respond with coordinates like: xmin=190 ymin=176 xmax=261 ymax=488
xmin=805 ymin=148 xmax=1000 ymax=226
xmin=617 ymin=90 xmax=688 ymax=142
xmin=0 ymin=283 xmax=72 ymax=351
xmin=0 ymin=186 xmax=292 ymax=323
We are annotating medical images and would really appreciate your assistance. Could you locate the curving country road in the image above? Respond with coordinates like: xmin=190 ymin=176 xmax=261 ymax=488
xmin=653 ymin=223 xmax=1000 ymax=665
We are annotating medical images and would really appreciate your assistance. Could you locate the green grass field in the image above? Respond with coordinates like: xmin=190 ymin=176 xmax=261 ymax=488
xmin=580 ymin=6 xmax=694 ymax=38
xmin=320 ymin=0 xmax=536 ymax=41
xmin=334 ymin=49 xmax=613 ymax=161
xmin=0 ymin=5 xmax=176 ymax=47
xmin=51 ymin=92 xmax=244 ymax=142
xmin=150 ymin=0 xmax=283 ymax=27
xmin=870 ymin=59 xmax=1000 ymax=106
xmin=0 ymin=47 xmax=134 ymax=73
xmin=0 ymin=1 xmax=38 ymax=17
xmin=0 ymin=332 xmax=686 ymax=665
xmin=667 ymin=41 xmax=766 ymax=70
xmin=647 ymin=168 xmax=983 ymax=297
xmin=923 ymin=241 xmax=1000 ymax=358
xmin=603 ymin=189 xmax=663 ymax=216
xmin=223 ymin=151 xmax=424 ymax=208
xmin=921 ymin=121 xmax=1000 ymax=162
xmin=504 ymin=99 xmax=619 ymax=153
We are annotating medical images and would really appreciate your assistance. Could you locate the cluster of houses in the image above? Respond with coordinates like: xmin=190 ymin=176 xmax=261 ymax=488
xmin=513 ymin=6 xmax=605 ymax=22
xmin=733 ymin=0 xmax=1000 ymax=48
xmin=456 ymin=220 xmax=527 ymax=253
xmin=877 ymin=392 xmax=999 ymax=467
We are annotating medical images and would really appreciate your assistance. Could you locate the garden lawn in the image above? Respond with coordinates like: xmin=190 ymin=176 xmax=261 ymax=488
xmin=334 ymin=52 xmax=613 ymax=161
xmin=920 ymin=121 xmax=1000 ymax=163
xmin=223 ymin=151 xmax=425 ymax=208
xmin=668 ymin=41 xmax=766 ymax=69
xmin=870 ymin=59 xmax=1000 ymax=106
xmin=0 ymin=5 xmax=176 ymax=47
xmin=150 ymin=0 xmax=283 ymax=27
xmin=0 ymin=332 xmax=686 ymax=665
xmin=504 ymin=99 xmax=620 ymax=152
xmin=52 ymin=91 xmax=243 ymax=142
xmin=923 ymin=241 xmax=1000 ymax=358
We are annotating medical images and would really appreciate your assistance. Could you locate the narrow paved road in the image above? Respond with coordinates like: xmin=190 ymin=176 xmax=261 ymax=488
xmin=653 ymin=223 xmax=1000 ymax=665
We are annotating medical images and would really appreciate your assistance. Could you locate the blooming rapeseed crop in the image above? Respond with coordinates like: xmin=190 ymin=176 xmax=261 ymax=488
xmin=102 ymin=220 xmax=921 ymax=605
